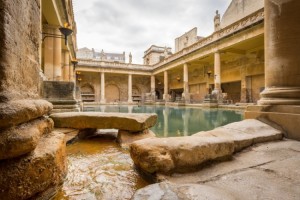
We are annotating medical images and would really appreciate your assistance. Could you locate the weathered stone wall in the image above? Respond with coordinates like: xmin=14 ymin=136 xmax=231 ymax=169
xmin=175 ymin=27 xmax=198 ymax=53
xmin=221 ymin=0 xmax=264 ymax=29
xmin=0 ymin=0 xmax=41 ymax=102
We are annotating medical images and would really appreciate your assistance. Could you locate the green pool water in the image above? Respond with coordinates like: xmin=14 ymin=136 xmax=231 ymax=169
xmin=83 ymin=105 xmax=244 ymax=137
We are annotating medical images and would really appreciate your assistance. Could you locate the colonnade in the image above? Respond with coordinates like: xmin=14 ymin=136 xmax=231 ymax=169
xmin=43 ymin=25 xmax=74 ymax=82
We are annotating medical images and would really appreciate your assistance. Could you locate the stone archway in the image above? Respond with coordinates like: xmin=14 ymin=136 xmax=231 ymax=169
xmin=105 ymin=84 xmax=120 ymax=103
xmin=80 ymin=83 xmax=95 ymax=102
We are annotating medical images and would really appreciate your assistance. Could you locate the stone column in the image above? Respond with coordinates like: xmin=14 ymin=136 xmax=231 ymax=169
xmin=128 ymin=74 xmax=133 ymax=103
xmin=240 ymin=66 xmax=247 ymax=103
xmin=258 ymin=0 xmax=300 ymax=105
xmin=182 ymin=63 xmax=190 ymax=103
xmin=100 ymin=72 xmax=106 ymax=103
xmin=163 ymin=71 xmax=169 ymax=101
xmin=151 ymin=75 xmax=156 ymax=101
xmin=245 ymin=0 xmax=300 ymax=140
xmin=43 ymin=27 xmax=54 ymax=80
xmin=212 ymin=51 xmax=222 ymax=102
xmin=70 ymin=63 xmax=75 ymax=82
xmin=63 ymin=51 xmax=70 ymax=81
xmin=53 ymin=28 xmax=62 ymax=81
xmin=163 ymin=107 xmax=169 ymax=137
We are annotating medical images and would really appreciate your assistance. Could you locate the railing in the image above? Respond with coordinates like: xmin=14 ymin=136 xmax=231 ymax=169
xmin=152 ymin=8 xmax=264 ymax=70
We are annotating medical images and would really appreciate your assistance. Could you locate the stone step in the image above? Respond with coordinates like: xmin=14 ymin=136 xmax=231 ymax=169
xmin=129 ymin=119 xmax=283 ymax=175
xmin=50 ymin=112 xmax=157 ymax=132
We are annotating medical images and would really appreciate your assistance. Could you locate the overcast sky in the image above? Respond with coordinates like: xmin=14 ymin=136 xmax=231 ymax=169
xmin=73 ymin=0 xmax=232 ymax=64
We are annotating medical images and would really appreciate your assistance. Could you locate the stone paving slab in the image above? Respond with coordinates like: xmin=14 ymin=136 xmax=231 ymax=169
xmin=155 ymin=140 xmax=300 ymax=200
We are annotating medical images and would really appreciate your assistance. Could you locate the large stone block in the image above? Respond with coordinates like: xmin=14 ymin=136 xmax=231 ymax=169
xmin=0 ymin=132 xmax=67 ymax=200
xmin=130 ymin=136 xmax=234 ymax=174
xmin=0 ymin=116 xmax=53 ymax=160
xmin=0 ymin=99 xmax=53 ymax=129
xmin=43 ymin=81 xmax=76 ymax=100
xmin=50 ymin=112 xmax=157 ymax=132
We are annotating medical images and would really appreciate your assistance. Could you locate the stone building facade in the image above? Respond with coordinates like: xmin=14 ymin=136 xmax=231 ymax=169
xmin=77 ymin=47 xmax=126 ymax=63
xmin=76 ymin=0 xmax=265 ymax=105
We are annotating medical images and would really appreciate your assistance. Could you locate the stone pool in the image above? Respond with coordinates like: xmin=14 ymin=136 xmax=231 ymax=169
xmin=54 ymin=106 xmax=244 ymax=199
xmin=84 ymin=105 xmax=244 ymax=137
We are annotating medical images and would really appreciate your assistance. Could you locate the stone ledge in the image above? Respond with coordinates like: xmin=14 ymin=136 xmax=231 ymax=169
xmin=0 ymin=99 xmax=53 ymax=129
xmin=0 ymin=132 xmax=66 ymax=200
xmin=129 ymin=119 xmax=283 ymax=175
xmin=0 ymin=117 xmax=54 ymax=160
xmin=50 ymin=112 xmax=157 ymax=132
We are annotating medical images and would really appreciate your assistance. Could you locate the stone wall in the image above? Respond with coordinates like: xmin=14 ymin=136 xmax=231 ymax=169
xmin=221 ymin=0 xmax=264 ymax=28
xmin=175 ymin=27 xmax=198 ymax=53
xmin=0 ymin=0 xmax=66 ymax=199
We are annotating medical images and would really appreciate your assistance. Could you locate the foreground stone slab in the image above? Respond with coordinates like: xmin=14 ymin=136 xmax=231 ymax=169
xmin=0 ymin=100 xmax=53 ymax=129
xmin=132 ymin=182 xmax=236 ymax=200
xmin=130 ymin=137 xmax=234 ymax=174
xmin=193 ymin=119 xmax=283 ymax=152
xmin=50 ymin=112 xmax=157 ymax=132
xmin=0 ymin=117 xmax=54 ymax=160
xmin=0 ymin=132 xmax=66 ymax=200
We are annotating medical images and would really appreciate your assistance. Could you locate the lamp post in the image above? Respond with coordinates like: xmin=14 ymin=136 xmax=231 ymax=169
xmin=42 ymin=23 xmax=73 ymax=45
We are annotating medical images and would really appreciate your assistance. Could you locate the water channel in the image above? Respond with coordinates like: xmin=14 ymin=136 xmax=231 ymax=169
xmin=54 ymin=106 xmax=243 ymax=199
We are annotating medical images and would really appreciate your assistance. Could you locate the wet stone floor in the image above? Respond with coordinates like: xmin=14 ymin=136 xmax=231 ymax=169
xmin=54 ymin=138 xmax=149 ymax=200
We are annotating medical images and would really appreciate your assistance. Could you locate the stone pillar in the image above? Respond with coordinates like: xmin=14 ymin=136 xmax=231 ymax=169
xmin=245 ymin=0 xmax=300 ymax=141
xmin=43 ymin=27 xmax=54 ymax=80
xmin=163 ymin=71 xmax=169 ymax=101
xmin=100 ymin=72 xmax=106 ymax=103
xmin=212 ymin=51 xmax=222 ymax=102
xmin=128 ymin=74 xmax=133 ymax=103
xmin=258 ymin=0 xmax=300 ymax=105
xmin=151 ymin=75 xmax=156 ymax=101
xmin=182 ymin=63 xmax=190 ymax=103
xmin=240 ymin=66 xmax=247 ymax=103
xmin=163 ymin=107 xmax=169 ymax=137
xmin=63 ymin=51 xmax=70 ymax=81
xmin=70 ymin=63 xmax=75 ymax=82
xmin=53 ymin=29 xmax=62 ymax=81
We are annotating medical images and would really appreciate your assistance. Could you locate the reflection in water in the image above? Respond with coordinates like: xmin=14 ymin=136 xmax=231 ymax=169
xmin=84 ymin=105 xmax=244 ymax=137
xmin=54 ymin=139 xmax=149 ymax=200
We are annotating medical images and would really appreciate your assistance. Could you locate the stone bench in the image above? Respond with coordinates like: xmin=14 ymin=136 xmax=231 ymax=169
xmin=50 ymin=112 xmax=158 ymax=146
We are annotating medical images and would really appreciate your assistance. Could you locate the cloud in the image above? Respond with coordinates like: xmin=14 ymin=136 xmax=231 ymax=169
xmin=73 ymin=0 xmax=231 ymax=63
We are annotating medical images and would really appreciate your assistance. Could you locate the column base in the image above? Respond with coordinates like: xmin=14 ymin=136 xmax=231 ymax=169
xmin=100 ymin=99 xmax=106 ymax=104
xmin=258 ymin=87 xmax=300 ymax=105
xmin=212 ymin=89 xmax=223 ymax=103
xmin=245 ymin=105 xmax=300 ymax=141
xmin=182 ymin=93 xmax=190 ymax=104
xmin=163 ymin=94 xmax=170 ymax=102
